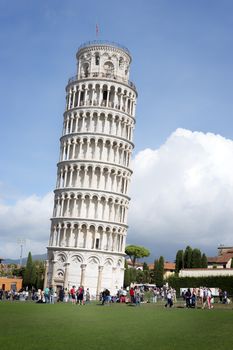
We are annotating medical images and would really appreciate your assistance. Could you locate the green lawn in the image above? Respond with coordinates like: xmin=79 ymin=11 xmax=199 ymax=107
xmin=0 ymin=301 xmax=233 ymax=350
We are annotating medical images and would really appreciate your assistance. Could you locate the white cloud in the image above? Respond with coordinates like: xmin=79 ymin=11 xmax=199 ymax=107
xmin=0 ymin=193 xmax=53 ymax=258
xmin=1 ymin=128 xmax=233 ymax=260
xmin=128 ymin=128 xmax=233 ymax=258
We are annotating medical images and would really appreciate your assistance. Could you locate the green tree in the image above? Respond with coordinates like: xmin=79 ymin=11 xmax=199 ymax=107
xmin=175 ymin=249 xmax=184 ymax=273
xmin=184 ymin=246 xmax=192 ymax=268
xmin=231 ymin=258 xmax=233 ymax=269
xmin=23 ymin=252 xmax=37 ymax=289
xmin=125 ymin=245 xmax=150 ymax=267
xmin=136 ymin=270 xmax=144 ymax=283
xmin=124 ymin=260 xmax=130 ymax=287
xmin=12 ymin=266 xmax=25 ymax=278
xmin=191 ymin=248 xmax=202 ymax=268
xmin=201 ymin=253 xmax=208 ymax=268
xmin=34 ymin=260 xmax=45 ymax=289
xmin=154 ymin=256 xmax=164 ymax=287
xmin=129 ymin=267 xmax=137 ymax=284
xmin=123 ymin=260 xmax=138 ymax=287
xmin=142 ymin=262 xmax=151 ymax=283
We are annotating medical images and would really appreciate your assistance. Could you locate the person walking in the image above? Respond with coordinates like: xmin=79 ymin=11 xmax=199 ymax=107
xmin=165 ymin=289 xmax=173 ymax=308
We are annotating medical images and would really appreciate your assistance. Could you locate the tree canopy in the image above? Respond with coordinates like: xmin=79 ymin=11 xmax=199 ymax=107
xmin=175 ymin=250 xmax=184 ymax=273
xmin=125 ymin=245 xmax=150 ymax=267
xmin=154 ymin=256 xmax=164 ymax=287
xmin=184 ymin=246 xmax=192 ymax=268
xmin=191 ymin=248 xmax=202 ymax=268
xmin=175 ymin=246 xmax=208 ymax=271
xmin=23 ymin=252 xmax=37 ymax=288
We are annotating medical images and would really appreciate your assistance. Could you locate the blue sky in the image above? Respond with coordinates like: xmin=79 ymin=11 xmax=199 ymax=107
xmin=1 ymin=0 xmax=233 ymax=259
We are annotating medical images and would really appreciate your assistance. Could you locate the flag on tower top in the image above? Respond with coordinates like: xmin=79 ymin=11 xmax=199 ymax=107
xmin=96 ymin=24 xmax=99 ymax=37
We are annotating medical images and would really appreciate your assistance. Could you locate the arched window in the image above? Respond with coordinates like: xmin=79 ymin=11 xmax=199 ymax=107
xmin=104 ymin=61 xmax=114 ymax=76
xmin=95 ymin=238 xmax=100 ymax=249
xmin=119 ymin=57 xmax=124 ymax=68
xmin=95 ymin=53 xmax=100 ymax=66
xmin=82 ymin=63 xmax=89 ymax=77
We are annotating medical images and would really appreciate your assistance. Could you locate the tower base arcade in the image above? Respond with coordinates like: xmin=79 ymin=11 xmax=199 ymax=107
xmin=47 ymin=247 xmax=125 ymax=298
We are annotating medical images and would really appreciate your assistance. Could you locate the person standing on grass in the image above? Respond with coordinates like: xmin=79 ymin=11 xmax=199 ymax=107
xmin=202 ymin=287 xmax=208 ymax=309
xmin=152 ymin=288 xmax=157 ymax=303
xmin=85 ymin=288 xmax=90 ymax=304
xmin=135 ymin=287 xmax=141 ymax=306
xmin=199 ymin=287 xmax=204 ymax=308
xmin=185 ymin=288 xmax=191 ymax=308
xmin=172 ymin=288 xmax=176 ymax=303
xmin=191 ymin=291 xmax=196 ymax=308
xmin=49 ymin=286 xmax=55 ymax=304
xmin=44 ymin=287 xmax=50 ymax=303
xmin=223 ymin=291 xmax=228 ymax=304
xmin=218 ymin=288 xmax=223 ymax=303
xmin=76 ymin=286 xmax=84 ymax=305
xmin=130 ymin=287 xmax=135 ymax=304
xmin=64 ymin=288 xmax=69 ymax=302
xmin=58 ymin=287 xmax=64 ymax=302
xmin=70 ymin=286 xmax=76 ymax=305
xmin=207 ymin=288 xmax=213 ymax=309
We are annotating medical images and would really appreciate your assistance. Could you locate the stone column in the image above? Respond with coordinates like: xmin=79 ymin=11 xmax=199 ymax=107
xmin=96 ymin=266 xmax=104 ymax=298
xmin=70 ymin=116 xmax=74 ymax=132
xmin=77 ymin=87 xmax=81 ymax=107
xmin=69 ymin=166 xmax=74 ymax=187
xmin=56 ymin=226 xmax=61 ymax=245
xmin=64 ymin=167 xmax=68 ymax=187
xmin=67 ymin=142 xmax=71 ymax=160
xmin=72 ymin=88 xmax=76 ymax=108
xmin=64 ymin=262 xmax=70 ymax=290
xmin=68 ymin=90 xmax=72 ymax=109
xmin=106 ymin=88 xmax=110 ymax=107
xmin=51 ymin=260 xmax=57 ymax=289
xmin=43 ymin=260 xmax=49 ymax=289
xmin=62 ymin=143 xmax=66 ymax=161
xmin=52 ymin=227 xmax=57 ymax=246
xmin=84 ymin=87 xmax=87 ymax=106
xmin=80 ymin=264 xmax=87 ymax=287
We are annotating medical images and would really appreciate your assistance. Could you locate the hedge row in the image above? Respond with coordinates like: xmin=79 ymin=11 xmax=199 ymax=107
xmin=166 ymin=275 xmax=233 ymax=295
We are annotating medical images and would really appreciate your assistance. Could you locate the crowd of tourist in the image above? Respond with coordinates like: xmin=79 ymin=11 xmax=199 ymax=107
xmin=0 ymin=284 xmax=231 ymax=309
xmin=181 ymin=287 xmax=230 ymax=309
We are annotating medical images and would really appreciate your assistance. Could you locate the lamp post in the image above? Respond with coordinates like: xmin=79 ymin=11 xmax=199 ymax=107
xmin=17 ymin=238 xmax=26 ymax=266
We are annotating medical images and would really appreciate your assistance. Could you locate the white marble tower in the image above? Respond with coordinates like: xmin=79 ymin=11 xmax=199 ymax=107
xmin=45 ymin=40 xmax=137 ymax=297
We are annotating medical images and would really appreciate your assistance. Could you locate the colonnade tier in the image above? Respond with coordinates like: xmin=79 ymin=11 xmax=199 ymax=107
xmin=65 ymin=80 xmax=137 ymax=118
xmin=59 ymin=135 xmax=132 ymax=168
xmin=56 ymin=162 xmax=131 ymax=194
xmin=62 ymin=110 xmax=135 ymax=142
xmin=49 ymin=221 xmax=126 ymax=253
xmin=52 ymin=192 xmax=129 ymax=225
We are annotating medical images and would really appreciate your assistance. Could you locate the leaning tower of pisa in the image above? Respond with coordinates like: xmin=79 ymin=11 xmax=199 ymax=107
xmin=45 ymin=40 xmax=137 ymax=297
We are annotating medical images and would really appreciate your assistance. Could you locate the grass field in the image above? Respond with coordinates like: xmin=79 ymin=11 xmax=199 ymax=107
xmin=1 ymin=301 xmax=233 ymax=350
